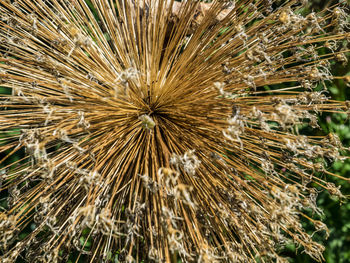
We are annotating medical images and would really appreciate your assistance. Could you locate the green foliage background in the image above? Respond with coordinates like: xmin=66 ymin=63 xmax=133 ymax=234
xmin=285 ymin=61 xmax=350 ymax=263
xmin=284 ymin=2 xmax=350 ymax=262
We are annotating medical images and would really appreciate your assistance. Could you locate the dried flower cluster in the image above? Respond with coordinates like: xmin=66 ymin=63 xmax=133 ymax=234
xmin=0 ymin=0 xmax=349 ymax=262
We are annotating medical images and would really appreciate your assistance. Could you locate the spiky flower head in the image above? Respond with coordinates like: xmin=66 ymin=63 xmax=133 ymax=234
xmin=0 ymin=0 xmax=349 ymax=262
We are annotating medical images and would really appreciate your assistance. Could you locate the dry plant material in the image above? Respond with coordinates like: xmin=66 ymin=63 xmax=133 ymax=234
xmin=0 ymin=0 xmax=349 ymax=262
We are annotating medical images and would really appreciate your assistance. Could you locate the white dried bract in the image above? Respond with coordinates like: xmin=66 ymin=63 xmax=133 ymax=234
xmin=158 ymin=167 xmax=179 ymax=188
xmin=117 ymin=68 xmax=139 ymax=84
xmin=250 ymin=107 xmax=270 ymax=131
xmin=66 ymin=25 xmax=93 ymax=57
xmin=158 ymin=167 xmax=196 ymax=208
xmin=162 ymin=207 xmax=183 ymax=228
xmin=42 ymin=103 xmax=54 ymax=125
xmin=19 ymin=129 xmax=48 ymax=163
xmin=198 ymin=244 xmax=223 ymax=263
xmin=166 ymin=225 xmax=193 ymax=261
xmin=79 ymin=170 xmax=102 ymax=191
xmin=53 ymin=129 xmax=86 ymax=153
xmin=60 ymin=81 xmax=73 ymax=102
xmin=66 ymin=162 xmax=103 ymax=190
xmin=0 ymin=213 xmax=17 ymax=250
xmin=69 ymin=205 xmax=123 ymax=238
xmin=125 ymin=255 xmax=136 ymax=263
xmin=326 ymin=182 xmax=346 ymax=200
xmin=170 ymin=150 xmax=201 ymax=176
xmin=139 ymin=173 xmax=159 ymax=193
xmin=223 ymin=109 xmax=245 ymax=147
xmin=312 ymin=220 xmax=329 ymax=239
xmin=112 ymin=68 xmax=141 ymax=97
xmin=95 ymin=208 xmax=124 ymax=236
xmin=214 ymin=81 xmax=245 ymax=99
xmin=174 ymin=184 xmax=197 ymax=209
xmin=77 ymin=110 xmax=90 ymax=129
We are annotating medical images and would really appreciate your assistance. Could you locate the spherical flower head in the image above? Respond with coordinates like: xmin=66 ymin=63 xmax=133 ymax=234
xmin=0 ymin=0 xmax=349 ymax=262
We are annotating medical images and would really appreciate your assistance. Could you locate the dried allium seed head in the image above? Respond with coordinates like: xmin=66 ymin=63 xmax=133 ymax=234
xmin=0 ymin=0 xmax=349 ymax=262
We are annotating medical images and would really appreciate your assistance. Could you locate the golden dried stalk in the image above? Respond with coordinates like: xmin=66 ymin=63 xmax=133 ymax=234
xmin=0 ymin=0 xmax=349 ymax=262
